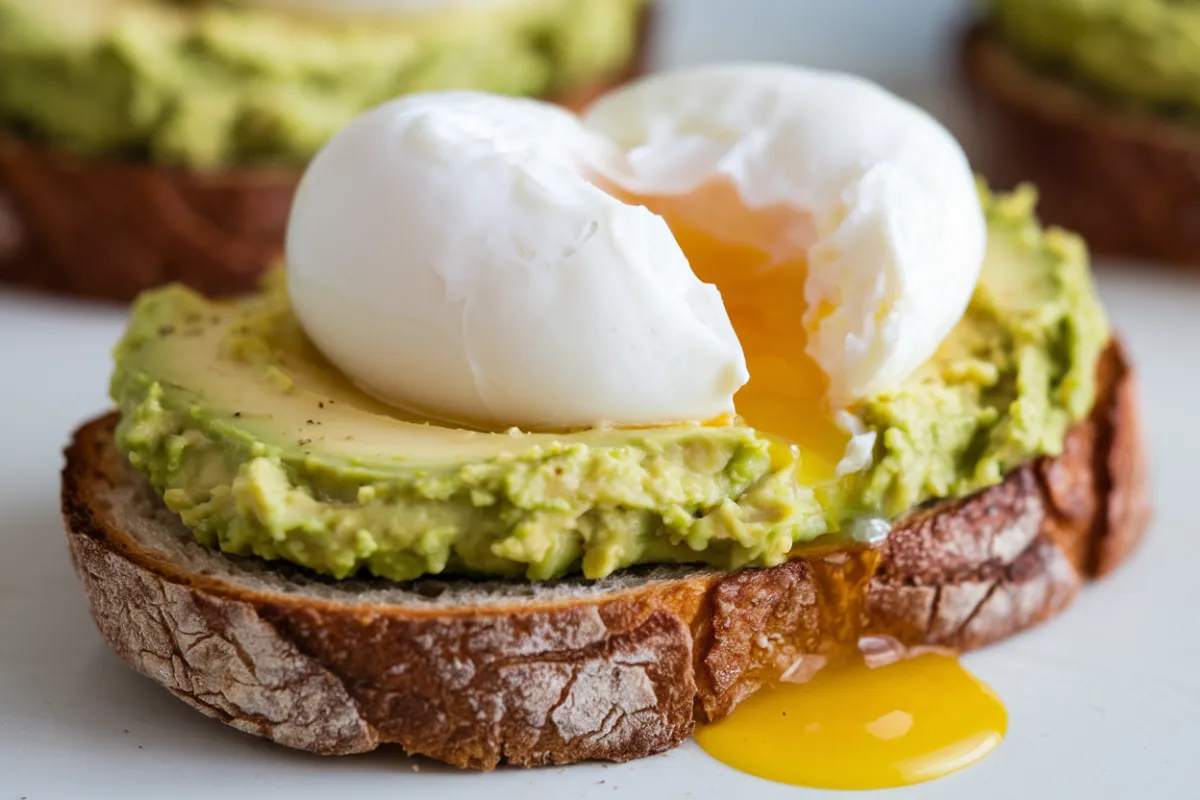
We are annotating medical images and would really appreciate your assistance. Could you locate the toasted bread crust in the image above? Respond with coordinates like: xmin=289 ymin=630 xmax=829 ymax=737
xmin=962 ymin=24 xmax=1200 ymax=264
xmin=0 ymin=7 xmax=654 ymax=303
xmin=61 ymin=341 xmax=1148 ymax=769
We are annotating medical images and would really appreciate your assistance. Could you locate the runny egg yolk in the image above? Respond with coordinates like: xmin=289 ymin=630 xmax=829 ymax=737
xmin=629 ymin=184 xmax=1007 ymax=789
xmin=694 ymin=654 xmax=1008 ymax=790
xmin=629 ymin=180 xmax=848 ymax=483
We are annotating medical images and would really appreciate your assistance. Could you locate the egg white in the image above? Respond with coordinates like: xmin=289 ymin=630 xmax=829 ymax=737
xmin=585 ymin=64 xmax=986 ymax=404
xmin=287 ymin=93 xmax=748 ymax=430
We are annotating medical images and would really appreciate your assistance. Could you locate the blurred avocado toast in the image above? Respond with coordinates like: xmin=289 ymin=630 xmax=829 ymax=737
xmin=0 ymin=0 xmax=652 ymax=300
xmin=965 ymin=0 xmax=1200 ymax=264
xmin=63 ymin=65 xmax=1149 ymax=774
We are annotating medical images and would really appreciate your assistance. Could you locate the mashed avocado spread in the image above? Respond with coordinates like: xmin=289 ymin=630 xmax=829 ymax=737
xmin=991 ymin=0 xmax=1200 ymax=114
xmin=110 ymin=186 xmax=1109 ymax=581
xmin=0 ymin=0 xmax=645 ymax=167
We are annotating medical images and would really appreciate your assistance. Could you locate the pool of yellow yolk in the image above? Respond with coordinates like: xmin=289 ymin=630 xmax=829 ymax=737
xmin=694 ymin=654 xmax=1008 ymax=790
xmin=630 ymin=182 xmax=1007 ymax=790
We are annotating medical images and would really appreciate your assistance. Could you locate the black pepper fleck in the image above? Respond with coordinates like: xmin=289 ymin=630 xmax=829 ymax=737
xmin=306 ymin=419 xmax=315 ymax=425
xmin=233 ymin=412 xmax=242 ymax=418
xmin=318 ymin=402 xmax=325 ymax=409
xmin=157 ymin=325 xmax=176 ymax=337
xmin=298 ymin=438 xmax=312 ymax=446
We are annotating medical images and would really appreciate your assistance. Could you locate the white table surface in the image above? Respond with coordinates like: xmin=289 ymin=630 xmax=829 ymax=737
xmin=2 ymin=1 xmax=1198 ymax=798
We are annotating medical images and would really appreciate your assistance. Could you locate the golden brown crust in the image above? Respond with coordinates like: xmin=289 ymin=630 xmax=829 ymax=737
xmin=60 ymin=341 xmax=1148 ymax=768
xmin=1092 ymin=341 xmax=1152 ymax=574
xmin=0 ymin=6 xmax=655 ymax=303
xmin=962 ymin=24 xmax=1200 ymax=264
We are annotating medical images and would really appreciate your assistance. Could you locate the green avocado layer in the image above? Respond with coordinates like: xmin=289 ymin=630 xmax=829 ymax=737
xmin=110 ymin=186 xmax=1108 ymax=582
xmin=0 ymin=0 xmax=645 ymax=168
xmin=991 ymin=0 xmax=1200 ymax=114
xmin=839 ymin=185 xmax=1108 ymax=520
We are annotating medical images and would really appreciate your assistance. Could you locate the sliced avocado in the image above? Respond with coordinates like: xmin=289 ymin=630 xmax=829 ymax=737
xmin=111 ymin=186 xmax=1109 ymax=581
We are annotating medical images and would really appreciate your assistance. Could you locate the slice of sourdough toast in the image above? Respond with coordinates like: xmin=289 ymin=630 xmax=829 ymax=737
xmin=962 ymin=24 xmax=1200 ymax=265
xmin=61 ymin=340 xmax=1149 ymax=770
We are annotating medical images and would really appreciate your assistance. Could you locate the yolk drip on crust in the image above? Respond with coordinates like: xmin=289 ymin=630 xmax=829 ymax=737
xmin=694 ymin=653 xmax=1007 ymax=790
xmin=629 ymin=182 xmax=1007 ymax=790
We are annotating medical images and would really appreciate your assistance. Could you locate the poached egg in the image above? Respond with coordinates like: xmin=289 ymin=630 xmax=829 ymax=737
xmin=288 ymin=64 xmax=985 ymax=478
xmin=285 ymin=64 xmax=1000 ymax=790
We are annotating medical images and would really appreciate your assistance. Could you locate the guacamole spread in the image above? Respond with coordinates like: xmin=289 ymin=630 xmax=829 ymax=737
xmin=110 ymin=186 xmax=1109 ymax=581
xmin=0 ymin=0 xmax=646 ymax=167
xmin=991 ymin=0 xmax=1200 ymax=114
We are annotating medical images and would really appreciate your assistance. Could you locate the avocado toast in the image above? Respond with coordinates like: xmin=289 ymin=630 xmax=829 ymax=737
xmin=0 ymin=0 xmax=652 ymax=300
xmin=964 ymin=0 xmax=1200 ymax=264
xmin=60 ymin=68 xmax=1150 ymax=781
xmin=62 ymin=188 xmax=1149 ymax=768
